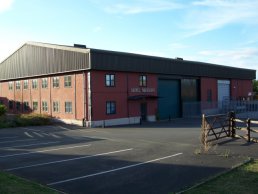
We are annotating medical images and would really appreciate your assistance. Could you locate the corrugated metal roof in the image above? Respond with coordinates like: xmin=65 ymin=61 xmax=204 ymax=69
xmin=90 ymin=49 xmax=256 ymax=79
xmin=0 ymin=42 xmax=90 ymax=81
xmin=0 ymin=42 xmax=256 ymax=81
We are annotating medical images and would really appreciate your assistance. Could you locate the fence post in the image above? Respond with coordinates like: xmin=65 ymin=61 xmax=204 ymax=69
xmin=201 ymin=114 xmax=207 ymax=146
xmin=247 ymin=119 xmax=251 ymax=142
xmin=231 ymin=111 xmax=236 ymax=138
xmin=228 ymin=112 xmax=232 ymax=137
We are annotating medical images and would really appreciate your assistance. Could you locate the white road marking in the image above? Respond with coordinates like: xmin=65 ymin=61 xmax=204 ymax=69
xmin=24 ymin=132 xmax=34 ymax=138
xmin=57 ymin=125 xmax=71 ymax=131
xmin=0 ymin=136 xmax=18 ymax=140
xmin=0 ymin=141 xmax=60 ymax=149
xmin=47 ymin=153 xmax=183 ymax=186
xmin=32 ymin=132 xmax=44 ymax=137
xmin=0 ymin=139 xmax=35 ymax=144
xmin=50 ymin=133 xmax=61 ymax=138
xmin=0 ymin=144 xmax=91 ymax=158
xmin=6 ymin=148 xmax=133 ymax=171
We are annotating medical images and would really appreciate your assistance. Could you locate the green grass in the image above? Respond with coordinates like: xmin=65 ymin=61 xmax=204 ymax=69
xmin=0 ymin=113 xmax=51 ymax=129
xmin=184 ymin=159 xmax=258 ymax=194
xmin=0 ymin=171 xmax=58 ymax=194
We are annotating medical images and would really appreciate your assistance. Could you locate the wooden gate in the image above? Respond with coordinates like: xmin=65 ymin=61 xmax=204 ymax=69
xmin=201 ymin=112 xmax=258 ymax=146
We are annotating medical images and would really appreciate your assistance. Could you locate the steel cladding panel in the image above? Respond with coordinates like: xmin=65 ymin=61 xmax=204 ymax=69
xmin=0 ymin=44 xmax=90 ymax=80
xmin=90 ymin=50 xmax=256 ymax=79
xmin=158 ymin=79 xmax=180 ymax=119
xmin=218 ymin=80 xmax=230 ymax=102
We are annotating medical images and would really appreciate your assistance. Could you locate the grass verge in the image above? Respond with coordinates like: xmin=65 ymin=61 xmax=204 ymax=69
xmin=0 ymin=113 xmax=51 ymax=129
xmin=0 ymin=171 xmax=58 ymax=194
xmin=184 ymin=159 xmax=258 ymax=194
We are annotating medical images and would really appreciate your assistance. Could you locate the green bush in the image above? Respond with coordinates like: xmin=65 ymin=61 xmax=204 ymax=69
xmin=15 ymin=114 xmax=51 ymax=126
xmin=0 ymin=104 xmax=7 ymax=117
xmin=0 ymin=113 xmax=51 ymax=129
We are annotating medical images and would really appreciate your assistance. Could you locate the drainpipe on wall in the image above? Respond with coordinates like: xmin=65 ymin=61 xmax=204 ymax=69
xmin=83 ymin=71 xmax=87 ymax=127
xmin=74 ymin=73 xmax=77 ymax=120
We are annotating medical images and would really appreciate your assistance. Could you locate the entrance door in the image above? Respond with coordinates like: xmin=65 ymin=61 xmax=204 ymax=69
xmin=140 ymin=103 xmax=147 ymax=121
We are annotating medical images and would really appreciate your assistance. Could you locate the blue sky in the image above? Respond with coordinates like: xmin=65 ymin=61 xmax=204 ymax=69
xmin=0 ymin=0 xmax=258 ymax=78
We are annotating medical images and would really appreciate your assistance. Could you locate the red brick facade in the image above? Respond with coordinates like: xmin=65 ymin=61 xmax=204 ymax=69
xmin=0 ymin=70 xmax=253 ymax=127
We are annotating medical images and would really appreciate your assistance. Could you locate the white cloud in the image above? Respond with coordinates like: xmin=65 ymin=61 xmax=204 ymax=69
xmin=104 ymin=0 xmax=184 ymax=15
xmin=198 ymin=47 xmax=258 ymax=71
xmin=183 ymin=0 xmax=258 ymax=37
xmin=0 ymin=0 xmax=14 ymax=13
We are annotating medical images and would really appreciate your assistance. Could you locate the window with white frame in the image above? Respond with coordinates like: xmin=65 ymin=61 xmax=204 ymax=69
xmin=105 ymin=74 xmax=115 ymax=87
xmin=65 ymin=101 xmax=72 ymax=113
xmin=24 ymin=102 xmax=29 ymax=111
xmin=33 ymin=101 xmax=38 ymax=111
xmin=16 ymin=81 xmax=21 ymax=90
xmin=106 ymin=101 xmax=116 ymax=115
xmin=64 ymin=75 xmax=72 ymax=87
xmin=42 ymin=78 xmax=48 ymax=88
xmin=23 ymin=80 xmax=29 ymax=89
xmin=32 ymin=79 xmax=38 ymax=89
xmin=8 ymin=82 xmax=13 ymax=90
xmin=16 ymin=102 xmax=21 ymax=111
xmin=42 ymin=101 xmax=48 ymax=112
xmin=139 ymin=75 xmax=147 ymax=87
xmin=53 ymin=101 xmax=59 ymax=112
xmin=52 ymin=77 xmax=59 ymax=88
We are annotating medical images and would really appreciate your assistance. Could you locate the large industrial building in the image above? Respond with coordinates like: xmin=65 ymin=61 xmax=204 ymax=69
xmin=0 ymin=42 xmax=256 ymax=126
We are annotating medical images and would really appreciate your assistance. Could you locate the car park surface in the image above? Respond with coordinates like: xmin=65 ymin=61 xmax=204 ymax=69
xmin=0 ymin=119 xmax=257 ymax=194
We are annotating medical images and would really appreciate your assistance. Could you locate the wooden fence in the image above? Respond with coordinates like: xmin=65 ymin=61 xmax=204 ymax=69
xmin=201 ymin=112 xmax=258 ymax=146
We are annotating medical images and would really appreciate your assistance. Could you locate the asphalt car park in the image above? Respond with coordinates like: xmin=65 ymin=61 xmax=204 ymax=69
xmin=0 ymin=119 xmax=257 ymax=194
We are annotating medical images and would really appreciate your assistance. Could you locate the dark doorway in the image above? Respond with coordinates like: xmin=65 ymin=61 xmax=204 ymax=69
xmin=140 ymin=103 xmax=147 ymax=121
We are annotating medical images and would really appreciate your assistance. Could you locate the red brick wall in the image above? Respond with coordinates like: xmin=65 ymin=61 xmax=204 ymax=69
xmin=200 ymin=77 xmax=218 ymax=102
xmin=231 ymin=79 xmax=253 ymax=100
xmin=91 ymin=71 xmax=158 ymax=121
xmin=0 ymin=72 xmax=85 ymax=120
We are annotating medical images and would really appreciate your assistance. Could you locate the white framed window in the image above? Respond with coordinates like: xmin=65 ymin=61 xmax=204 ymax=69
xmin=106 ymin=101 xmax=116 ymax=115
xmin=16 ymin=101 xmax=21 ymax=111
xmin=24 ymin=101 xmax=29 ymax=111
xmin=16 ymin=81 xmax=21 ymax=90
xmin=65 ymin=101 xmax=72 ymax=113
xmin=8 ymin=82 xmax=13 ymax=90
xmin=32 ymin=79 xmax=38 ymax=89
xmin=105 ymin=74 xmax=115 ymax=87
xmin=53 ymin=77 xmax=60 ymax=88
xmin=42 ymin=78 xmax=48 ymax=88
xmin=23 ymin=80 xmax=29 ymax=89
xmin=53 ymin=101 xmax=59 ymax=112
xmin=64 ymin=75 xmax=72 ymax=87
xmin=139 ymin=75 xmax=147 ymax=87
xmin=42 ymin=101 xmax=48 ymax=112
xmin=33 ymin=101 xmax=38 ymax=111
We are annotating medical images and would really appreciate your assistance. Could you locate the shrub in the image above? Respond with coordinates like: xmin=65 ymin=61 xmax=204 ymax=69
xmin=0 ymin=105 xmax=7 ymax=117
xmin=15 ymin=113 xmax=51 ymax=126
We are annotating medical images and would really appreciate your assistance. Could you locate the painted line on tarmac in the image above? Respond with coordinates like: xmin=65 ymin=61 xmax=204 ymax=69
xmin=0 ymin=139 xmax=36 ymax=144
xmin=6 ymin=148 xmax=133 ymax=171
xmin=0 ymin=136 xmax=18 ymax=140
xmin=48 ymin=152 xmax=183 ymax=186
xmin=0 ymin=141 xmax=61 ymax=149
xmin=0 ymin=144 xmax=91 ymax=158
xmin=24 ymin=132 xmax=34 ymax=138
